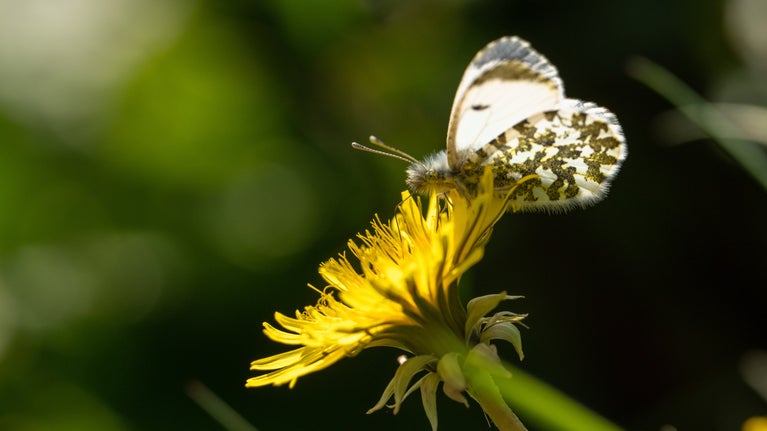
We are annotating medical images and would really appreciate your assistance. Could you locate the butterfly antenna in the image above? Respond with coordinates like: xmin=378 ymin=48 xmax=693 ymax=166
xmin=354 ymin=135 xmax=421 ymax=165
xmin=351 ymin=142 xmax=414 ymax=164
xmin=368 ymin=136 xmax=422 ymax=164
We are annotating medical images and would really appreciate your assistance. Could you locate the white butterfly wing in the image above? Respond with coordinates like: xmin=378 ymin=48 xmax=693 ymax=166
xmin=446 ymin=36 xmax=565 ymax=168
xmin=467 ymin=99 xmax=627 ymax=212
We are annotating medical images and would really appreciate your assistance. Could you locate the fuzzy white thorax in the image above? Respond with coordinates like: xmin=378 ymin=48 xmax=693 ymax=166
xmin=405 ymin=151 xmax=457 ymax=195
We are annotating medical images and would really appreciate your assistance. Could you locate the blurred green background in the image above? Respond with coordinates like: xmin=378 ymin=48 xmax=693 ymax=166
xmin=1 ymin=0 xmax=766 ymax=430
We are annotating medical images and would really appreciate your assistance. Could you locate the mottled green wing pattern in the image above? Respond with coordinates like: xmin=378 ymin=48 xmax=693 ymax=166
xmin=460 ymin=100 xmax=627 ymax=212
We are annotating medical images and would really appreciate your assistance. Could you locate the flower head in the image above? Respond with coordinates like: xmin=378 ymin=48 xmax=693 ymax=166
xmin=247 ymin=169 xmax=528 ymax=430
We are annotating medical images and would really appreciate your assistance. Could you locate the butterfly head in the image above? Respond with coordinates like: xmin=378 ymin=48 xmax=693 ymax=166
xmin=406 ymin=151 xmax=455 ymax=195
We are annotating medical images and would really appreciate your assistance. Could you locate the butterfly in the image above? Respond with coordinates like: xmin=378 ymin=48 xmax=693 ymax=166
xmin=353 ymin=36 xmax=627 ymax=212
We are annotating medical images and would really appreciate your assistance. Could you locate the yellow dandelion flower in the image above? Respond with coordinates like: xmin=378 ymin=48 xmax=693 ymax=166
xmin=744 ymin=417 xmax=767 ymax=431
xmin=247 ymin=169 xmax=531 ymax=431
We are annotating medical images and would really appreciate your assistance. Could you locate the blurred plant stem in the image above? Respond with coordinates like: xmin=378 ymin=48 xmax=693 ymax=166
xmin=187 ymin=380 xmax=259 ymax=431
xmin=628 ymin=56 xmax=767 ymax=191
xmin=496 ymin=366 xmax=624 ymax=431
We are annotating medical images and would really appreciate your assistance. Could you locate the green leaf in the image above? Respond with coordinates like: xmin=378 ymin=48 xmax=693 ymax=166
xmin=628 ymin=56 xmax=767 ymax=191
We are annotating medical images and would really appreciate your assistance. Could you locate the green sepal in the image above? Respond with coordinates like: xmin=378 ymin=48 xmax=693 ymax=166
xmin=480 ymin=321 xmax=524 ymax=360
xmin=367 ymin=354 xmax=436 ymax=414
xmin=420 ymin=372 xmax=442 ymax=431
xmin=465 ymin=292 xmax=523 ymax=340
xmin=465 ymin=343 xmax=511 ymax=379
xmin=437 ymin=352 xmax=468 ymax=406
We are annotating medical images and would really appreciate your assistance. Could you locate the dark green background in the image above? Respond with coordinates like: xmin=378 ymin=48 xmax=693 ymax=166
xmin=1 ymin=0 xmax=765 ymax=430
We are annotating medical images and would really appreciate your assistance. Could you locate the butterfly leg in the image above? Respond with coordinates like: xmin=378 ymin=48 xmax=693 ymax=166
xmin=502 ymin=173 xmax=540 ymax=212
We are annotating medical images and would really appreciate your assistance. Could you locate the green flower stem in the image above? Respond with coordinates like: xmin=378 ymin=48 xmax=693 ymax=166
xmin=495 ymin=366 xmax=624 ymax=431
xmin=466 ymin=367 xmax=528 ymax=431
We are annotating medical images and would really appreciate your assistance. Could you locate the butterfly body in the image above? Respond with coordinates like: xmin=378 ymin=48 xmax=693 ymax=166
xmin=405 ymin=151 xmax=454 ymax=195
